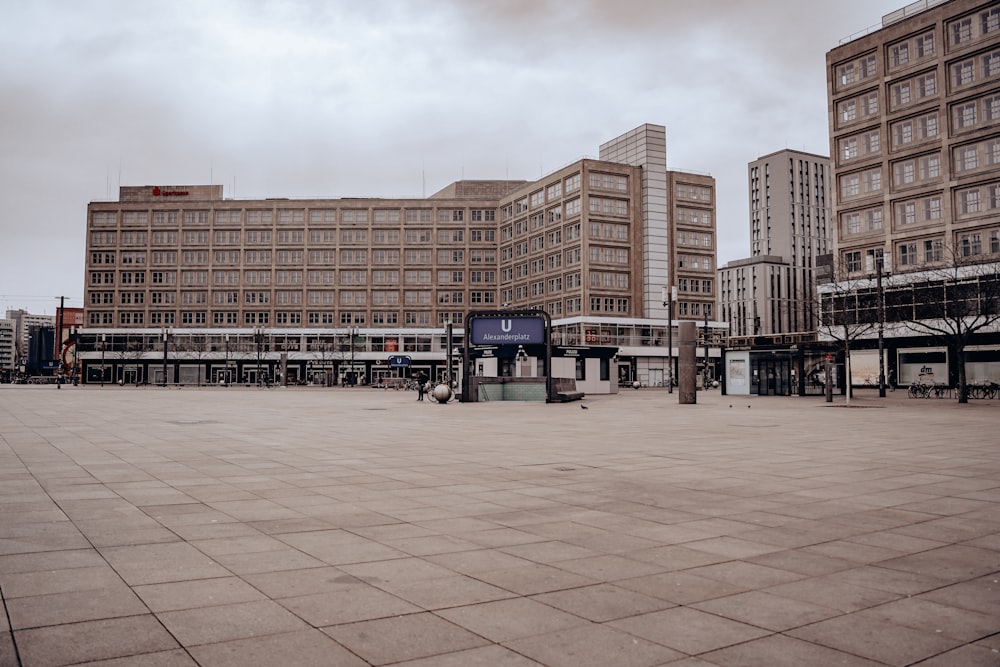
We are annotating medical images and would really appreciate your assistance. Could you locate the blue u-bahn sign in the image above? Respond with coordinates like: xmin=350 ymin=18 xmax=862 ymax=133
xmin=388 ymin=355 xmax=411 ymax=368
xmin=469 ymin=316 xmax=545 ymax=346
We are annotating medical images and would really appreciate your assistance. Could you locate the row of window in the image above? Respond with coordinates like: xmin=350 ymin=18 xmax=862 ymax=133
xmin=90 ymin=308 xmax=493 ymax=327
xmin=841 ymin=181 xmax=1000 ymax=235
xmin=94 ymin=208 xmax=499 ymax=227
xmin=835 ymin=6 xmax=999 ymax=93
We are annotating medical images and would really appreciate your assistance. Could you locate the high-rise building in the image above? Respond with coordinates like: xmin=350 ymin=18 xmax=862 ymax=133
xmin=4 ymin=309 xmax=55 ymax=372
xmin=0 ymin=319 xmax=14 ymax=379
xmin=720 ymin=150 xmax=833 ymax=337
xmin=78 ymin=125 xmax=723 ymax=390
xmin=823 ymin=0 xmax=1000 ymax=386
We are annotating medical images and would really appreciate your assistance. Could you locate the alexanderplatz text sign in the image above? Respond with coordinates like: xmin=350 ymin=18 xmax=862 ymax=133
xmin=463 ymin=310 xmax=553 ymax=402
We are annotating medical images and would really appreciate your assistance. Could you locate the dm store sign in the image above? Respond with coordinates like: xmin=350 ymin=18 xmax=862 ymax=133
xmin=470 ymin=317 xmax=545 ymax=346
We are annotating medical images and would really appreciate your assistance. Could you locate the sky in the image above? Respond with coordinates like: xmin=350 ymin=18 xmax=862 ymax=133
xmin=1 ymin=0 xmax=907 ymax=316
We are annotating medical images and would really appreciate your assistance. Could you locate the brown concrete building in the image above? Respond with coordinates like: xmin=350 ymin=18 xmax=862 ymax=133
xmin=822 ymin=0 xmax=1000 ymax=386
xmin=80 ymin=125 xmax=723 ymax=390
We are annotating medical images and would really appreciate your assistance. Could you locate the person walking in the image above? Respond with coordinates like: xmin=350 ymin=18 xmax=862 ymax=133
xmin=887 ymin=368 xmax=896 ymax=392
xmin=417 ymin=371 xmax=428 ymax=401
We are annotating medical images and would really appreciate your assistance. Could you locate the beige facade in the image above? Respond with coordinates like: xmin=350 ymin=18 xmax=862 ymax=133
xmin=827 ymin=0 xmax=1000 ymax=273
xmin=720 ymin=149 xmax=832 ymax=337
xmin=84 ymin=129 xmax=716 ymax=332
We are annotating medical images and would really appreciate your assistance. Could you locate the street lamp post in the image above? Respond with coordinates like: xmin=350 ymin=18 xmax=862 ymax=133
xmin=100 ymin=333 xmax=106 ymax=387
xmin=877 ymin=258 xmax=886 ymax=398
xmin=161 ymin=328 xmax=169 ymax=387
xmin=662 ymin=286 xmax=677 ymax=393
xmin=254 ymin=329 xmax=264 ymax=387
xmin=349 ymin=326 xmax=358 ymax=386
xmin=224 ymin=333 xmax=230 ymax=386
xmin=704 ymin=311 xmax=710 ymax=390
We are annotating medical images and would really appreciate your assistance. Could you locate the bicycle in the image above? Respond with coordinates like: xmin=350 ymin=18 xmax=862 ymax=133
xmin=907 ymin=382 xmax=932 ymax=399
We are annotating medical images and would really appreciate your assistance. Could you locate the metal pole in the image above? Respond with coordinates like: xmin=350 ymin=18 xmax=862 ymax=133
xmin=704 ymin=311 xmax=710 ymax=389
xmin=162 ymin=328 xmax=168 ymax=387
xmin=877 ymin=259 xmax=886 ymax=398
xmin=224 ymin=333 xmax=230 ymax=385
xmin=446 ymin=320 xmax=453 ymax=386
xmin=101 ymin=334 xmax=106 ymax=387
xmin=662 ymin=286 xmax=676 ymax=393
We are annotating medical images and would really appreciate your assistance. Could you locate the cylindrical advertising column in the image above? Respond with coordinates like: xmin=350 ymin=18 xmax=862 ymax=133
xmin=678 ymin=321 xmax=697 ymax=404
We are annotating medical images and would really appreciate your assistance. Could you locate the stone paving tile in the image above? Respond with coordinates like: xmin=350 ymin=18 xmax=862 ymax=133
xmin=763 ymin=576 xmax=902 ymax=613
xmin=683 ymin=560 xmax=806 ymax=589
xmin=787 ymin=610 xmax=964 ymax=665
xmin=0 ymin=564 xmax=123 ymax=598
xmin=322 ymin=612 xmax=490 ymax=665
xmin=699 ymin=634 xmax=887 ymax=667
xmin=186 ymin=629 xmax=368 ymax=667
xmin=912 ymin=644 xmax=1000 ymax=667
xmin=529 ymin=583 xmax=675 ymax=622
xmin=876 ymin=543 xmax=1000 ymax=583
xmin=608 ymin=606 xmax=772 ymax=655
xmin=15 ymin=615 xmax=179 ymax=667
xmin=545 ymin=553 xmax=666 ymax=581
xmin=691 ymin=590 xmax=842 ymax=631
xmin=497 ymin=539 xmax=598 ymax=563
xmin=99 ymin=541 xmax=231 ymax=585
xmin=8 ymin=584 xmax=149 ymax=629
xmin=382 ymin=573 xmax=516 ymax=609
xmin=390 ymin=644 xmax=546 ymax=666
xmin=155 ymin=599 xmax=310 ymax=647
xmin=74 ymin=649 xmax=201 ymax=665
xmin=820 ymin=563 xmax=952 ymax=595
xmin=851 ymin=596 xmax=1000 ymax=643
xmin=918 ymin=574 xmax=1000 ymax=616
xmin=209 ymin=547 xmax=328 ymax=575
xmin=277 ymin=585 xmax=421 ymax=625
xmin=503 ymin=623 xmax=684 ymax=667
xmin=616 ymin=570 xmax=753 ymax=605
xmin=745 ymin=547 xmax=856 ymax=576
xmin=433 ymin=597 xmax=589 ymax=642
xmin=132 ymin=576 xmax=267 ymax=612
xmin=472 ymin=563 xmax=597 ymax=595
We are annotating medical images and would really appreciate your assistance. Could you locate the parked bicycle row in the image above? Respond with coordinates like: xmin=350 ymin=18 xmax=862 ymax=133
xmin=907 ymin=382 xmax=999 ymax=399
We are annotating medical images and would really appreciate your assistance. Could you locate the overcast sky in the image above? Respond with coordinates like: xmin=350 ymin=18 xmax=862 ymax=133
xmin=1 ymin=0 xmax=906 ymax=316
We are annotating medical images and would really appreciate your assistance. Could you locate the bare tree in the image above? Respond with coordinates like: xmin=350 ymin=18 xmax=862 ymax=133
xmin=900 ymin=249 xmax=1000 ymax=403
xmin=817 ymin=255 xmax=881 ymax=402
xmin=174 ymin=333 xmax=209 ymax=386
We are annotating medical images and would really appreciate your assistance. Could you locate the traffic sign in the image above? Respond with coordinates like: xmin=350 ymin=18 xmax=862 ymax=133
xmin=388 ymin=355 xmax=411 ymax=368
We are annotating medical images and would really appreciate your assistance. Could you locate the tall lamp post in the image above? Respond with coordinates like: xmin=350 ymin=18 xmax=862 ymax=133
xmin=254 ymin=328 xmax=264 ymax=387
xmin=877 ymin=257 xmax=886 ymax=398
xmin=224 ymin=333 xmax=230 ymax=386
xmin=100 ymin=333 xmax=106 ymax=387
xmin=662 ymin=286 xmax=677 ymax=393
xmin=161 ymin=328 xmax=170 ymax=387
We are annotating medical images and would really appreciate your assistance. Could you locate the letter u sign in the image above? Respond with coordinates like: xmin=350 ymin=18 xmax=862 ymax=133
xmin=501 ymin=319 xmax=512 ymax=333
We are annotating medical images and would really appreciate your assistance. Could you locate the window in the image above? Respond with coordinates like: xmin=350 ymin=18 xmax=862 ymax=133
xmin=890 ymin=42 xmax=909 ymax=68
xmin=984 ymin=50 xmax=1000 ymax=77
xmin=961 ymin=232 xmax=982 ymax=257
xmin=955 ymin=102 xmax=977 ymax=129
xmin=845 ymin=251 xmax=862 ymax=273
xmin=917 ymin=32 xmax=934 ymax=58
xmin=953 ymin=59 xmax=975 ymax=87
xmin=950 ymin=17 xmax=972 ymax=45
xmin=924 ymin=239 xmax=943 ymax=262
xmin=984 ymin=6 xmax=1000 ymax=34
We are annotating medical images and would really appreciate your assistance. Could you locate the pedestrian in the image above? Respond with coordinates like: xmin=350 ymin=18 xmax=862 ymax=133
xmin=417 ymin=371 xmax=428 ymax=401
xmin=888 ymin=368 xmax=896 ymax=392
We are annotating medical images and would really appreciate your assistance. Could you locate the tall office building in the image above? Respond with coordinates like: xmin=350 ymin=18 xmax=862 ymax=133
xmin=823 ymin=0 xmax=1000 ymax=384
xmin=79 ymin=125 xmax=722 ymax=389
xmin=718 ymin=150 xmax=832 ymax=338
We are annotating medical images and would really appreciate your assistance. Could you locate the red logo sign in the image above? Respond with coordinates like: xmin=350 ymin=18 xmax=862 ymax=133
xmin=151 ymin=187 xmax=189 ymax=197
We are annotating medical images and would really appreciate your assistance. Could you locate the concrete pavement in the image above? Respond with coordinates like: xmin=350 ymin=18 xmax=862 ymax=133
xmin=0 ymin=385 xmax=998 ymax=666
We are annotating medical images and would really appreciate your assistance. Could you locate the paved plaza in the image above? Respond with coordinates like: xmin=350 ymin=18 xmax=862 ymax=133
xmin=0 ymin=385 xmax=998 ymax=666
